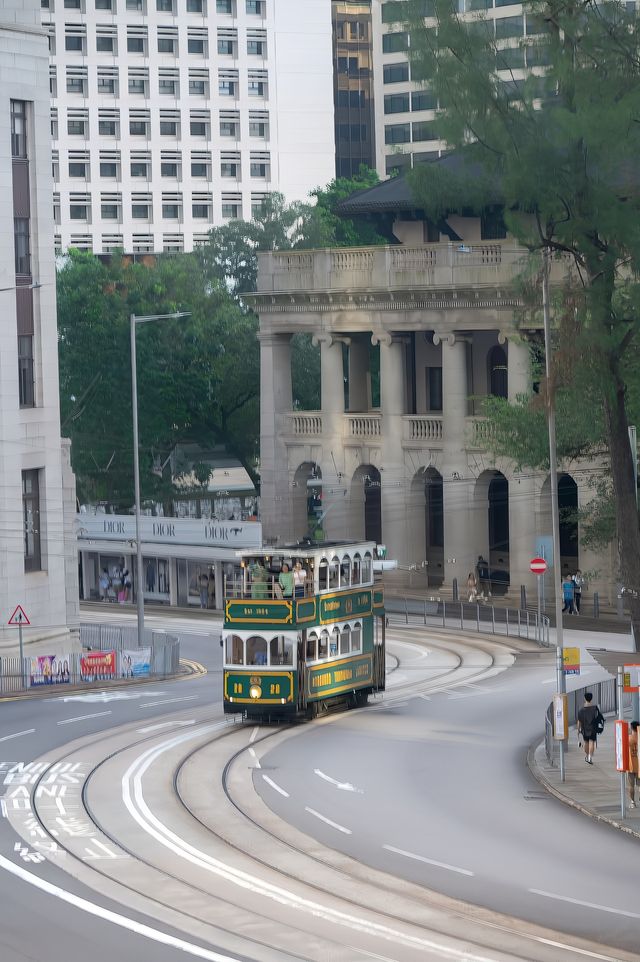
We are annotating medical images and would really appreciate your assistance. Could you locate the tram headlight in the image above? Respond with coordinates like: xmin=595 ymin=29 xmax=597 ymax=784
xmin=249 ymin=684 xmax=262 ymax=699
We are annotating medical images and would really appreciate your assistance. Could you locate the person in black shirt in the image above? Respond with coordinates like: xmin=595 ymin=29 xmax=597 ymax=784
xmin=577 ymin=691 xmax=602 ymax=765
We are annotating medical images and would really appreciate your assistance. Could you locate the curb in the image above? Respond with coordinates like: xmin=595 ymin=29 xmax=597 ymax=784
xmin=526 ymin=739 xmax=640 ymax=841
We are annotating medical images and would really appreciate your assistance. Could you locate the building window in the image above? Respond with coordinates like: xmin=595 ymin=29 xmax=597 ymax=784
xmin=127 ymin=37 xmax=145 ymax=53
xmin=65 ymin=35 xmax=84 ymax=52
xmin=248 ymin=80 xmax=265 ymax=96
xmin=11 ymin=101 xmax=27 ymax=158
xmin=101 ymin=204 xmax=119 ymax=218
xmin=221 ymin=162 xmax=238 ymax=177
xmin=220 ymin=120 xmax=238 ymax=137
xmin=247 ymin=39 xmax=264 ymax=55
xmin=68 ymin=162 xmax=87 ymax=177
xmin=14 ymin=219 xmax=30 ymax=276
xmin=162 ymin=204 xmax=180 ymax=218
xmin=189 ymin=80 xmax=206 ymax=95
xmin=126 ymin=0 xmax=144 ymax=8
xmin=160 ymin=120 xmax=178 ymax=135
xmin=246 ymin=0 xmax=262 ymax=12
xmin=96 ymin=36 xmax=114 ymax=52
xmin=412 ymin=121 xmax=437 ymax=141
xmin=157 ymin=38 xmax=175 ymax=53
xmin=219 ymin=80 xmax=236 ymax=96
xmin=221 ymin=202 xmax=239 ymax=218
xmin=250 ymin=161 xmax=267 ymax=177
xmin=67 ymin=78 xmax=85 ymax=94
xmin=128 ymin=78 xmax=146 ymax=95
xmin=384 ymin=93 xmax=410 ymax=114
xmin=159 ymin=79 xmax=177 ymax=95
xmin=100 ymin=162 xmax=118 ymax=177
xmin=157 ymin=0 xmax=173 ymax=9
xmin=132 ymin=204 xmax=150 ymax=218
xmin=382 ymin=32 xmax=408 ymax=53
xmin=383 ymin=62 xmax=409 ymax=84
xmin=187 ymin=0 xmax=203 ymax=10
xmin=96 ymin=0 xmax=113 ymax=8
xmin=192 ymin=204 xmax=209 ymax=218
xmin=217 ymin=0 xmax=232 ymax=10
xmin=218 ymin=38 xmax=234 ymax=54
xmin=23 ymin=470 xmax=41 ymax=572
xmin=99 ymin=119 xmax=116 ymax=136
xmin=191 ymin=161 xmax=208 ymax=176
xmin=97 ymin=78 xmax=116 ymax=94
xmin=426 ymin=366 xmax=443 ymax=412
xmin=70 ymin=204 xmax=88 ymax=219
xmin=188 ymin=38 xmax=205 ymax=54
xmin=161 ymin=162 xmax=178 ymax=176
xmin=68 ymin=119 xmax=86 ymax=136
xmin=488 ymin=346 xmax=508 ymax=398
xmin=190 ymin=121 xmax=206 ymax=136
xmin=384 ymin=123 xmax=410 ymax=144
xmin=130 ymin=120 xmax=148 ymax=135
xmin=131 ymin=162 xmax=149 ymax=177
xmin=65 ymin=0 xmax=81 ymax=7
xmin=411 ymin=89 xmax=437 ymax=111
xmin=249 ymin=119 xmax=267 ymax=137
xmin=19 ymin=336 xmax=35 ymax=409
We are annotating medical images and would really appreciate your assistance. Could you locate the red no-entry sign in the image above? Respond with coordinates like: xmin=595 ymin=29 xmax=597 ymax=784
xmin=530 ymin=557 xmax=547 ymax=575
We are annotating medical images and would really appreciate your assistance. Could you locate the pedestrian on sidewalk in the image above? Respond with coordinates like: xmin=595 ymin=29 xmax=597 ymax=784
xmin=562 ymin=574 xmax=575 ymax=614
xmin=467 ymin=571 xmax=478 ymax=602
xmin=628 ymin=721 xmax=639 ymax=808
xmin=572 ymin=569 xmax=584 ymax=613
xmin=577 ymin=692 xmax=604 ymax=765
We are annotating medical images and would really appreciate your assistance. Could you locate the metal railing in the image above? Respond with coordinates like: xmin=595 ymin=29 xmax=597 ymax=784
xmin=0 ymin=623 xmax=180 ymax=695
xmin=544 ymin=677 xmax=624 ymax=766
xmin=387 ymin=597 xmax=551 ymax=646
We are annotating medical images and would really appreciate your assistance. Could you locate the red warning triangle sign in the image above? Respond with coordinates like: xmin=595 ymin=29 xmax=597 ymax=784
xmin=8 ymin=605 xmax=30 ymax=626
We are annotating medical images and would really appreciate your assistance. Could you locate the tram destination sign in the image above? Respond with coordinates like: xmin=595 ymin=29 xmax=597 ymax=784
xmin=319 ymin=589 xmax=372 ymax=624
xmin=225 ymin=599 xmax=293 ymax=624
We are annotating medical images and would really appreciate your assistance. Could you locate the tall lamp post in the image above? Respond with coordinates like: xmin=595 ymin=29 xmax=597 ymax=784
xmin=130 ymin=311 xmax=190 ymax=646
xmin=542 ymin=249 xmax=567 ymax=781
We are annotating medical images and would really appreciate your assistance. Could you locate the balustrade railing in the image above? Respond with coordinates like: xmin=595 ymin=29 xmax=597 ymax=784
xmin=345 ymin=414 xmax=382 ymax=439
xmin=404 ymin=416 xmax=443 ymax=443
xmin=287 ymin=412 xmax=323 ymax=436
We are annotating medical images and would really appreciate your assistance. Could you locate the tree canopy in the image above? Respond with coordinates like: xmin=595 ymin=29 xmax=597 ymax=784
xmin=403 ymin=0 xmax=640 ymax=637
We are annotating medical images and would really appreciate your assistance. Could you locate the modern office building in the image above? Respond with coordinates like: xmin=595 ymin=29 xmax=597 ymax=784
xmin=42 ymin=0 xmax=335 ymax=254
xmin=0 ymin=0 xmax=79 ymax=653
xmin=252 ymin=168 xmax=615 ymax=605
xmin=371 ymin=0 xmax=540 ymax=177
xmin=332 ymin=1 xmax=375 ymax=178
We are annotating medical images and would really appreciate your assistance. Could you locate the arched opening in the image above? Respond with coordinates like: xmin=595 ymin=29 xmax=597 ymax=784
xmin=292 ymin=462 xmax=322 ymax=541
xmin=558 ymin=474 xmax=579 ymax=575
xmin=351 ymin=465 xmax=382 ymax=545
xmin=488 ymin=345 xmax=508 ymax=399
xmin=475 ymin=470 xmax=510 ymax=594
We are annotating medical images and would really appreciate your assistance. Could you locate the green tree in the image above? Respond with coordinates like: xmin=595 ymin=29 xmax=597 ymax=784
xmin=58 ymin=250 xmax=259 ymax=509
xmin=404 ymin=0 xmax=640 ymax=641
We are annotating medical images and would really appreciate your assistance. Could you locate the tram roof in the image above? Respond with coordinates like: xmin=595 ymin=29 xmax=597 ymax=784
xmin=235 ymin=540 xmax=377 ymax=560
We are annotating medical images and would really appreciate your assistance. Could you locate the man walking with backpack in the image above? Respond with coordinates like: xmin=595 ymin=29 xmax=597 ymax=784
xmin=577 ymin=691 xmax=605 ymax=765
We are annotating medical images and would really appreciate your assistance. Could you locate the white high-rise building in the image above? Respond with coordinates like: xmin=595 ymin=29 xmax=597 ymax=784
xmin=42 ymin=0 xmax=335 ymax=255
xmin=0 ymin=0 xmax=79 ymax=654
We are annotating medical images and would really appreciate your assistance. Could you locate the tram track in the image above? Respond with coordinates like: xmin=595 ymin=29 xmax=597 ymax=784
xmin=4 ymin=628 xmax=628 ymax=962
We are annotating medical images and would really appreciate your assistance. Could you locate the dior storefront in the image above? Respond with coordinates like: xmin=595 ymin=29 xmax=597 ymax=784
xmin=77 ymin=515 xmax=262 ymax=611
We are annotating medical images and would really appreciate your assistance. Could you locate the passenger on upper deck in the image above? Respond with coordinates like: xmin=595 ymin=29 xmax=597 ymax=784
xmin=278 ymin=563 xmax=294 ymax=599
xmin=249 ymin=559 xmax=268 ymax=599
xmin=293 ymin=560 xmax=307 ymax=598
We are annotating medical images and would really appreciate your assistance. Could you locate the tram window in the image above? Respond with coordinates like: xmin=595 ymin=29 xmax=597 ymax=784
xmin=329 ymin=556 xmax=340 ymax=588
xmin=246 ymin=635 xmax=267 ymax=665
xmin=225 ymin=635 xmax=244 ymax=665
xmin=306 ymin=633 xmax=317 ymax=661
xmin=340 ymin=556 xmax=351 ymax=587
xmin=352 ymin=554 xmax=361 ymax=585
xmin=330 ymin=627 xmax=339 ymax=656
xmin=362 ymin=552 xmax=373 ymax=583
xmin=318 ymin=630 xmax=329 ymax=659
xmin=270 ymin=635 xmax=293 ymax=666
xmin=352 ymin=623 xmax=362 ymax=652
xmin=319 ymin=559 xmax=329 ymax=591
xmin=340 ymin=628 xmax=349 ymax=655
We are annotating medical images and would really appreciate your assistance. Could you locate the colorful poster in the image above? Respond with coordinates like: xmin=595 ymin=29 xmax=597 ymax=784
xmin=80 ymin=650 xmax=116 ymax=681
xmin=119 ymin=648 xmax=151 ymax=679
xmin=562 ymin=646 xmax=581 ymax=675
xmin=30 ymin=655 xmax=71 ymax=687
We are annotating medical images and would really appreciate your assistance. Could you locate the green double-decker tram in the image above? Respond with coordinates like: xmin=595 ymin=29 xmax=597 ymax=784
xmin=222 ymin=541 xmax=385 ymax=720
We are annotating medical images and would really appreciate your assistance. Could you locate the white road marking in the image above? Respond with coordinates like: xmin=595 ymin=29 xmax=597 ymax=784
xmin=261 ymin=775 xmax=289 ymax=797
xmin=0 ymin=729 xmax=35 ymax=743
xmin=314 ymin=769 xmax=363 ymax=793
xmin=0 ymin=851 xmax=243 ymax=961
xmin=137 ymin=720 xmax=196 ymax=733
xmin=529 ymin=888 xmax=640 ymax=919
xmin=138 ymin=695 xmax=199 ymax=709
xmin=383 ymin=844 xmax=474 ymax=877
xmin=59 ymin=691 xmax=166 ymax=703
xmin=117 ymin=726 xmax=560 ymax=961
xmin=248 ymin=747 xmax=261 ymax=769
xmin=249 ymin=726 xmax=259 ymax=744
xmin=88 ymin=838 xmax=119 ymax=859
xmin=304 ymin=807 xmax=352 ymax=834
xmin=57 ymin=711 xmax=112 ymax=725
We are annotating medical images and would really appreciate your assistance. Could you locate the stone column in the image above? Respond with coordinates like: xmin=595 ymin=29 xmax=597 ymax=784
xmin=503 ymin=333 xmax=531 ymax=402
xmin=313 ymin=334 xmax=348 ymax=541
xmin=348 ymin=336 xmax=370 ymax=412
xmin=508 ymin=472 xmax=538 ymax=600
xmin=259 ymin=332 xmax=292 ymax=543
xmin=436 ymin=332 xmax=475 ymax=589
xmin=375 ymin=334 xmax=407 ymax=567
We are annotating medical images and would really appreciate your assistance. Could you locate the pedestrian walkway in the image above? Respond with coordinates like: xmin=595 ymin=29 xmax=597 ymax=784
xmin=530 ymin=716 xmax=640 ymax=840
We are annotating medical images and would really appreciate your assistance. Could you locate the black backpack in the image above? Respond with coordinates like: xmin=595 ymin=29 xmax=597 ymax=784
xmin=595 ymin=708 xmax=605 ymax=735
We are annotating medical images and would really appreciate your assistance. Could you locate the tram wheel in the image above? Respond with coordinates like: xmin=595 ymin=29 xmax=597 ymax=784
xmin=353 ymin=689 xmax=369 ymax=708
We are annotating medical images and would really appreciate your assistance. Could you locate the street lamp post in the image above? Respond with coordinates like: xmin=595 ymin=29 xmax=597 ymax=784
xmin=130 ymin=311 xmax=190 ymax=646
xmin=542 ymin=249 xmax=567 ymax=781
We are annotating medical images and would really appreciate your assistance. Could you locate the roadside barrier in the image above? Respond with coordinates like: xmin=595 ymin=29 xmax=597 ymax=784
xmin=387 ymin=598 xmax=551 ymax=646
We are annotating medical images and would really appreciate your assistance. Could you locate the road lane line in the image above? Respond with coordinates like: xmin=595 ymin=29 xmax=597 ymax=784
xmin=529 ymin=888 xmax=640 ymax=919
xmin=314 ymin=769 xmax=363 ymax=793
xmin=383 ymin=844 xmax=474 ymax=877
xmin=137 ymin=720 xmax=196 ymax=733
xmin=304 ymin=807 xmax=352 ymax=834
xmin=248 ymin=747 xmax=261 ymax=769
xmin=0 ymin=852 xmax=243 ymax=961
xmin=57 ymin=711 xmax=111 ymax=725
xmin=261 ymin=775 xmax=289 ymax=797
xmin=0 ymin=729 xmax=35 ymax=742
xmin=249 ymin=726 xmax=259 ymax=744
xmin=138 ymin=695 xmax=199 ymax=709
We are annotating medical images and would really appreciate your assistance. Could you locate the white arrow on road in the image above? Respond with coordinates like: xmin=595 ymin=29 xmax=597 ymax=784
xmin=137 ymin=720 xmax=196 ymax=733
xmin=314 ymin=769 xmax=363 ymax=793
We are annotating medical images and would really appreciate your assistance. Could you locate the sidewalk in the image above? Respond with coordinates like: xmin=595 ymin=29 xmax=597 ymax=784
xmin=530 ymin=717 xmax=640 ymax=840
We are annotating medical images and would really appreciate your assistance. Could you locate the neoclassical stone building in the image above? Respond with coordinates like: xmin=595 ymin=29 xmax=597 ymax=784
xmin=252 ymin=172 xmax=614 ymax=604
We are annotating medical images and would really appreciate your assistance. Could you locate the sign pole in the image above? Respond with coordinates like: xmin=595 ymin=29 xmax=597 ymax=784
xmin=18 ymin=614 xmax=24 ymax=689
xmin=618 ymin=667 xmax=626 ymax=819
xmin=537 ymin=574 xmax=542 ymax=643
